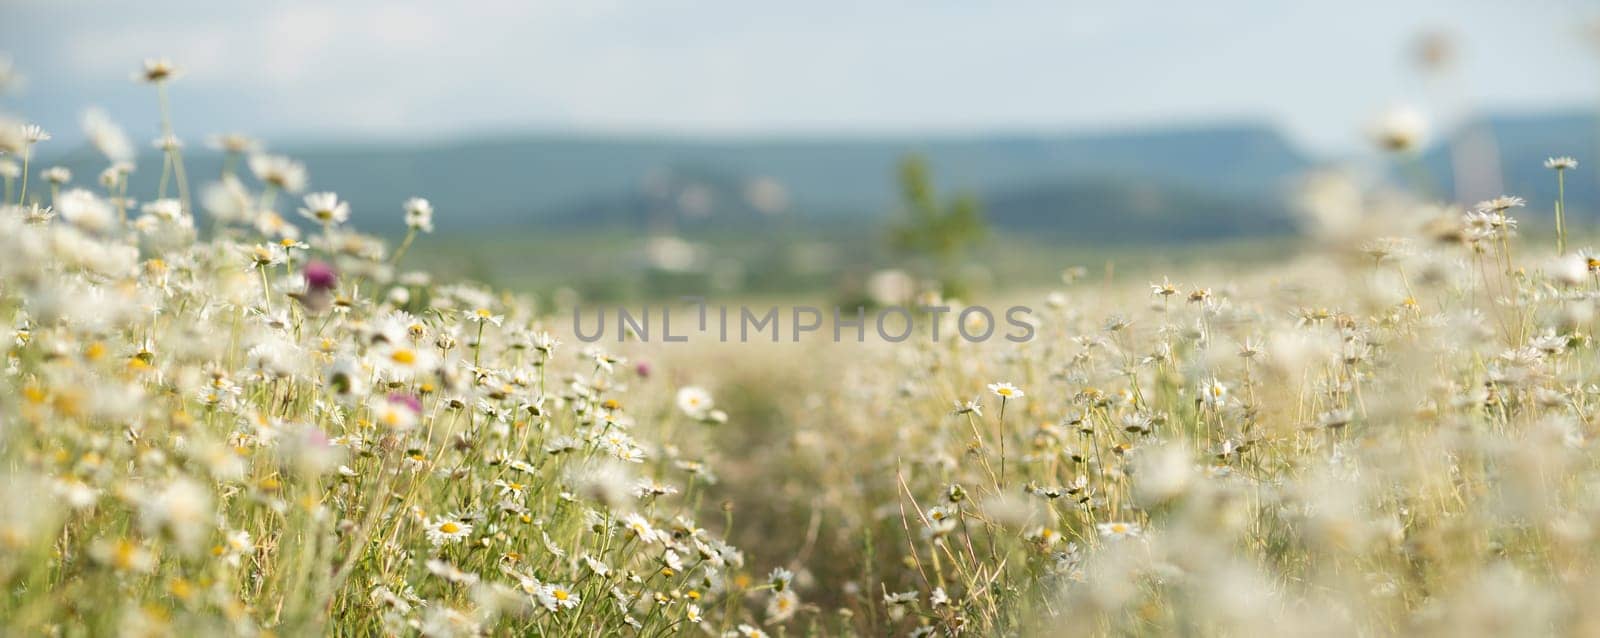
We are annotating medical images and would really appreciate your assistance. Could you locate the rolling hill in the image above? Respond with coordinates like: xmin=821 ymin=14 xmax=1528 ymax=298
xmin=38 ymin=110 xmax=1600 ymax=241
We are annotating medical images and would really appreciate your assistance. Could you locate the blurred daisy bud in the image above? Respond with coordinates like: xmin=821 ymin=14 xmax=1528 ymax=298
xmin=249 ymin=154 xmax=308 ymax=193
xmin=41 ymin=166 xmax=70 ymax=186
xmin=139 ymin=478 xmax=212 ymax=555
xmin=1562 ymin=300 xmax=1595 ymax=331
xmin=371 ymin=394 xmax=420 ymax=432
xmin=867 ymin=269 xmax=914 ymax=306
xmin=136 ymin=58 xmax=180 ymax=83
xmin=56 ymin=189 xmax=116 ymax=235
xmin=1133 ymin=442 xmax=1193 ymax=506
xmin=404 ymin=197 xmax=435 ymax=232
xmin=304 ymin=260 xmax=338 ymax=292
xmin=1371 ymin=104 xmax=1428 ymax=152
xmin=292 ymin=260 xmax=339 ymax=313
xmin=388 ymin=392 xmax=423 ymax=414
xmin=1548 ymin=254 xmax=1587 ymax=287
xmin=1295 ymin=171 xmax=1364 ymax=241
xmin=82 ymin=108 xmax=134 ymax=163
xmin=283 ymin=426 xmax=344 ymax=476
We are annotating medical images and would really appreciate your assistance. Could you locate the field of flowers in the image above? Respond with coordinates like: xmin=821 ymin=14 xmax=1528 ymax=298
xmin=5 ymin=60 xmax=1600 ymax=637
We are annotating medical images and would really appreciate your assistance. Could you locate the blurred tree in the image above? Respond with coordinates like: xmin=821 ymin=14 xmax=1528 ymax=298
xmin=888 ymin=154 xmax=987 ymax=297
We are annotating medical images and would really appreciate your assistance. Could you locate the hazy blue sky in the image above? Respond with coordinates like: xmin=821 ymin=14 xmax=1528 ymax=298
xmin=3 ymin=0 xmax=1598 ymax=154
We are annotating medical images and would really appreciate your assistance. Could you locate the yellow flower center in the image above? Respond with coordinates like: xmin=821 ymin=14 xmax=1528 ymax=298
xmin=112 ymin=541 xmax=139 ymax=569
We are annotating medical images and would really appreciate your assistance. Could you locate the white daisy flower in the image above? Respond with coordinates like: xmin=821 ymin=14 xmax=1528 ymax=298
xmin=987 ymin=382 xmax=1024 ymax=400
xmin=298 ymin=192 xmax=350 ymax=225
xmin=1096 ymin=521 xmax=1143 ymax=540
xmin=676 ymin=386 xmax=713 ymax=417
xmin=425 ymin=517 xmax=473 ymax=546
xmin=536 ymin=582 xmax=580 ymax=611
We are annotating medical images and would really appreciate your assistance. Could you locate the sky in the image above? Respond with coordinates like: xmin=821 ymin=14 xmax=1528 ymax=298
xmin=3 ymin=0 xmax=1599 ymax=155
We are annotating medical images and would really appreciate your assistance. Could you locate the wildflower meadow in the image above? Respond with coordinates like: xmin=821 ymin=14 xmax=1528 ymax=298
xmin=6 ymin=56 xmax=1600 ymax=638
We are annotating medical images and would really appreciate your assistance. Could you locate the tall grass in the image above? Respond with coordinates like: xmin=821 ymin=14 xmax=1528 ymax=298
xmin=1 ymin=62 xmax=1598 ymax=637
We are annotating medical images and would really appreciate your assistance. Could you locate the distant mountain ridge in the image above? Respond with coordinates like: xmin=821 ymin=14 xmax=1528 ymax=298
xmin=42 ymin=111 xmax=1600 ymax=240
xmin=1424 ymin=111 xmax=1600 ymax=216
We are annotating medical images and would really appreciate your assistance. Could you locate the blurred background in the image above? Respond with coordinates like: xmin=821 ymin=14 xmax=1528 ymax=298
xmin=4 ymin=0 xmax=1599 ymax=301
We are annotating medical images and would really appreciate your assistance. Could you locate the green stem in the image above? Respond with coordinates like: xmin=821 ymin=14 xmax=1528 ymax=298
xmin=998 ymin=396 xmax=1009 ymax=487
xmin=390 ymin=228 xmax=418 ymax=267
xmin=473 ymin=321 xmax=485 ymax=367
xmin=159 ymin=151 xmax=172 ymax=199
xmin=157 ymin=82 xmax=193 ymax=213
xmin=260 ymin=266 xmax=275 ymax=313
xmin=17 ymin=148 xmax=28 ymax=205
xmin=1557 ymin=169 xmax=1568 ymax=255
xmin=115 ymin=175 xmax=128 ymax=226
